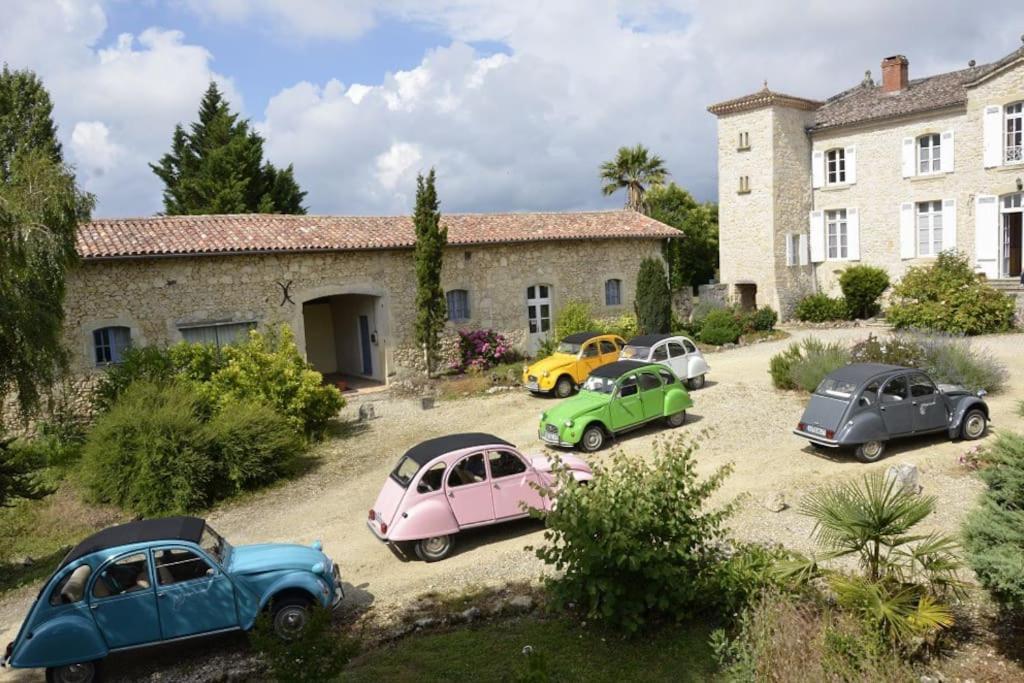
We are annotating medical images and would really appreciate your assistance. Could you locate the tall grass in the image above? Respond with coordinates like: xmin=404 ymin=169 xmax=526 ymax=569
xmin=769 ymin=338 xmax=850 ymax=391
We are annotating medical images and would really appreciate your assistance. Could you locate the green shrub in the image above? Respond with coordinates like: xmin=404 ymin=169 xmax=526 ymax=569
xmin=769 ymin=337 xmax=850 ymax=392
xmin=687 ymin=299 xmax=726 ymax=338
xmin=596 ymin=313 xmax=639 ymax=340
xmin=887 ymin=251 xmax=1015 ymax=335
xmin=250 ymin=605 xmax=359 ymax=682
xmin=838 ymin=265 xmax=889 ymax=319
xmin=534 ymin=336 xmax=558 ymax=359
xmin=963 ymin=432 xmax=1024 ymax=612
xmin=768 ymin=343 xmax=803 ymax=390
xmin=533 ymin=436 xmax=735 ymax=633
xmin=749 ymin=306 xmax=778 ymax=332
xmin=92 ymin=345 xmax=180 ymax=413
xmin=794 ymin=293 xmax=848 ymax=322
xmin=699 ymin=308 xmax=742 ymax=345
xmin=849 ymin=333 xmax=924 ymax=368
xmin=554 ymin=300 xmax=596 ymax=341
xmin=634 ymin=257 xmax=672 ymax=334
xmin=204 ymin=400 xmax=302 ymax=498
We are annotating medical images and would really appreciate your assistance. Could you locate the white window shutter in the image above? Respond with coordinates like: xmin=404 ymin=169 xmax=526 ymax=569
xmin=845 ymin=146 xmax=857 ymax=184
xmin=901 ymin=137 xmax=916 ymax=178
xmin=785 ymin=233 xmax=793 ymax=266
xmin=799 ymin=234 xmax=809 ymax=266
xmin=942 ymin=199 xmax=957 ymax=252
xmin=940 ymin=130 xmax=954 ymax=172
xmin=809 ymin=211 xmax=825 ymax=262
xmin=847 ymin=208 xmax=860 ymax=261
xmin=899 ymin=202 xmax=916 ymax=259
xmin=812 ymin=151 xmax=824 ymax=189
xmin=974 ymin=195 xmax=999 ymax=277
xmin=983 ymin=105 xmax=1002 ymax=168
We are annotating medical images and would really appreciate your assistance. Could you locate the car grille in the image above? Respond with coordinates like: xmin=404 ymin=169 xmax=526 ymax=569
xmin=528 ymin=375 xmax=538 ymax=383
xmin=545 ymin=423 xmax=559 ymax=436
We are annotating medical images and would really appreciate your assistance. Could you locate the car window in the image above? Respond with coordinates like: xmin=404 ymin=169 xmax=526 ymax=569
xmin=620 ymin=345 xmax=649 ymax=360
xmin=488 ymin=450 xmax=528 ymax=478
xmin=667 ymin=342 xmax=686 ymax=358
xmin=448 ymin=453 xmax=487 ymax=487
xmin=682 ymin=339 xmax=697 ymax=354
xmin=93 ymin=553 xmax=150 ymax=598
xmin=154 ymin=549 xmax=214 ymax=586
xmin=599 ymin=340 xmax=617 ymax=355
xmin=860 ymin=380 xmax=881 ymax=406
xmin=51 ymin=565 xmax=92 ymax=605
xmin=618 ymin=375 xmax=639 ymax=397
xmin=582 ymin=375 xmax=616 ymax=394
xmin=638 ymin=372 xmax=661 ymax=391
xmin=909 ymin=374 xmax=936 ymax=397
xmin=581 ymin=342 xmax=599 ymax=358
xmin=881 ymin=376 xmax=909 ymax=403
xmin=417 ymin=461 xmax=447 ymax=493
xmin=658 ymin=368 xmax=676 ymax=385
xmin=652 ymin=345 xmax=668 ymax=362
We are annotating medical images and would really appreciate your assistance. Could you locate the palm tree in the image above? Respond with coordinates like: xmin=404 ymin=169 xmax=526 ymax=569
xmin=599 ymin=144 xmax=669 ymax=213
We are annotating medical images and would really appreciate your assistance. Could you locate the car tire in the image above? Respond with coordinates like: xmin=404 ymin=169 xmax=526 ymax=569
xmin=554 ymin=375 xmax=574 ymax=398
xmin=854 ymin=440 xmax=886 ymax=463
xmin=579 ymin=424 xmax=606 ymax=452
xmin=271 ymin=597 xmax=313 ymax=641
xmin=666 ymin=410 xmax=686 ymax=428
xmin=687 ymin=375 xmax=706 ymax=390
xmin=415 ymin=535 xmax=454 ymax=562
xmin=961 ymin=409 xmax=987 ymax=440
xmin=46 ymin=661 xmax=100 ymax=683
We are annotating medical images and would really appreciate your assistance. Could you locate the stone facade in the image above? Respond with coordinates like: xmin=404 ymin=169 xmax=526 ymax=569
xmin=65 ymin=238 xmax=664 ymax=381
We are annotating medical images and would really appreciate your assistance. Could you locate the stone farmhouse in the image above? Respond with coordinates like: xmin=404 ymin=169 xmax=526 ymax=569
xmin=708 ymin=41 xmax=1024 ymax=317
xmin=67 ymin=211 xmax=677 ymax=386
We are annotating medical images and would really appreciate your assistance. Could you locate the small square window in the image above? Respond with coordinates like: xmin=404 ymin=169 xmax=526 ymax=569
xmin=93 ymin=326 xmax=131 ymax=366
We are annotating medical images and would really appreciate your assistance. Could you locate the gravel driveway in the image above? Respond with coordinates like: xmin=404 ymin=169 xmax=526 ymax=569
xmin=2 ymin=326 xmax=1021 ymax=681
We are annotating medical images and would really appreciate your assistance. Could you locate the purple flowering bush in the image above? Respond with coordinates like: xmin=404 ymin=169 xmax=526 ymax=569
xmin=452 ymin=329 xmax=514 ymax=372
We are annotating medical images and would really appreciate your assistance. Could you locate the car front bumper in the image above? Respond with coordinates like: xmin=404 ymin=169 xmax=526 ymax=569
xmin=539 ymin=425 xmax=574 ymax=448
xmin=792 ymin=429 xmax=840 ymax=448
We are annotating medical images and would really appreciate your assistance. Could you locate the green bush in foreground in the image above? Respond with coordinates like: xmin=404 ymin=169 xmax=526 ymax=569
xmin=839 ymin=265 xmax=890 ymax=319
xmin=794 ymin=293 xmax=848 ymax=322
xmin=699 ymin=308 xmax=742 ymax=345
xmin=963 ymin=432 xmax=1024 ymax=612
xmin=250 ymin=606 xmax=358 ymax=683
xmin=769 ymin=337 xmax=850 ymax=391
xmin=554 ymin=300 xmax=596 ymax=341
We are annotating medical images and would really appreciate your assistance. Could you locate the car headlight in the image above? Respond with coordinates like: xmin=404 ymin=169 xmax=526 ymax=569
xmin=564 ymin=420 xmax=573 ymax=428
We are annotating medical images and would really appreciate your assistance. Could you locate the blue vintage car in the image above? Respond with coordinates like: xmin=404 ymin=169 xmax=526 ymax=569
xmin=1 ymin=516 xmax=343 ymax=683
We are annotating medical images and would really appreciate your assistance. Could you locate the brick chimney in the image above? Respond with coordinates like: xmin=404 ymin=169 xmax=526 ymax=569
xmin=881 ymin=55 xmax=909 ymax=92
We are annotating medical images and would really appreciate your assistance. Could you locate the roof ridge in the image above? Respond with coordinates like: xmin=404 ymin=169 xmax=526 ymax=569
xmin=89 ymin=208 xmax=644 ymax=223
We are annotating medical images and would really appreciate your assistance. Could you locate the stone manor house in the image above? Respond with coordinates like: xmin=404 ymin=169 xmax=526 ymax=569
xmin=708 ymin=41 xmax=1024 ymax=317
xmin=67 ymin=211 xmax=676 ymax=386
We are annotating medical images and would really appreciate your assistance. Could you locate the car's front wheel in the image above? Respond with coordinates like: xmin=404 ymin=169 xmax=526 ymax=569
xmin=46 ymin=661 xmax=100 ymax=683
xmin=961 ymin=409 xmax=987 ymax=440
xmin=271 ymin=597 xmax=313 ymax=641
xmin=854 ymin=440 xmax=886 ymax=463
xmin=687 ymin=375 xmax=706 ymax=390
xmin=554 ymin=375 xmax=574 ymax=398
xmin=415 ymin=535 xmax=454 ymax=562
xmin=579 ymin=424 xmax=606 ymax=452
xmin=666 ymin=410 xmax=687 ymax=428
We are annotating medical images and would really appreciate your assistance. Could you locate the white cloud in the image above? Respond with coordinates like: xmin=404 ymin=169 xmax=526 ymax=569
xmin=70 ymin=121 xmax=122 ymax=173
xmin=375 ymin=142 xmax=423 ymax=191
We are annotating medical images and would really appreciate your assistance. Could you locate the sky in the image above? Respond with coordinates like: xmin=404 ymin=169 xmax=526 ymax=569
xmin=3 ymin=1 xmax=1024 ymax=218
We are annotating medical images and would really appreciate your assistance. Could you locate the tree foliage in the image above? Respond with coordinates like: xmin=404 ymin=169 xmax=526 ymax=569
xmin=838 ymin=264 xmax=889 ymax=319
xmin=0 ymin=435 xmax=52 ymax=507
xmin=646 ymin=183 xmax=719 ymax=292
xmin=413 ymin=168 xmax=448 ymax=375
xmin=599 ymin=144 xmax=668 ymax=213
xmin=634 ymin=257 xmax=671 ymax=334
xmin=150 ymin=83 xmax=306 ymax=215
xmin=0 ymin=65 xmax=62 ymax=173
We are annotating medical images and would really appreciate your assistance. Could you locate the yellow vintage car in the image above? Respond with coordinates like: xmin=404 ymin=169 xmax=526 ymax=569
xmin=523 ymin=332 xmax=626 ymax=397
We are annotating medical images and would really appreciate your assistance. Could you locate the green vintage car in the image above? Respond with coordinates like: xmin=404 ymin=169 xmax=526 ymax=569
xmin=538 ymin=360 xmax=693 ymax=452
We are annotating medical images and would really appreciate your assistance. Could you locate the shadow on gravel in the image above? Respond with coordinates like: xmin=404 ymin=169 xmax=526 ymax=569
xmin=799 ymin=431 xmax=961 ymax=466
xmin=385 ymin=518 xmax=547 ymax=564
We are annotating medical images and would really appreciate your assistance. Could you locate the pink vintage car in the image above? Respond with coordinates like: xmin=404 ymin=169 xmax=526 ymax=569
xmin=367 ymin=433 xmax=593 ymax=561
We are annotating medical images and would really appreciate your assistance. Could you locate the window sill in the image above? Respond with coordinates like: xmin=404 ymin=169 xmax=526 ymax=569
xmin=908 ymin=171 xmax=950 ymax=181
xmin=818 ymin=183 xmax=851 ymax=192
xmin=737 ymin=189 xmax=751 ymax=195
xmin=736 ymin=146 xmax=751 ymax=152
xmin=993 ymin=160 xmax=1024 ymax=172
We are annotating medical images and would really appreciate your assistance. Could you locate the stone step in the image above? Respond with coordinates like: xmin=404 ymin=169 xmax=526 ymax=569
xmin=988 ymin=279 xmax=1024 ymax=293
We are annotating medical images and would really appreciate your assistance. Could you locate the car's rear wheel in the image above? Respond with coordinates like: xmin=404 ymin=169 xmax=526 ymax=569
xmin=271 ymin=597 xmax=313 ymax=641
xmin=579 ymin=424 xmax=605 ymax=452
xmin=854 ymin=440 xmax=886 ymax=463
xmin=415 ymin=535 xmax=453 ymax=562
xmin=554 ymin=375 xmax=574 ymax=398
xmin=666 ymin=410 xmax=687 ymax=428
xmin=46 ymin=661 xmax=100 ymax=683
xmin=961 ymin=409 xmax=987 ymax=440
xmin=687 ymin=375 xmax=706 ymax=390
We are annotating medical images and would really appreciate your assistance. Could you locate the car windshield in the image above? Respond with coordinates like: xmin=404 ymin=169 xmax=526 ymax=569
xmin=390 ymin=455 xmax=422 ymax=488
xmin=200 ymin=525 xmax=232 ymax=565
xmin=815 ymin=377 xmax=858 ymax=399
xmin=582 ymin=375 xmax=616 ymax=394
xmin=620 ymin=345 xmax=649 ymax=360
xmin=556 ymin=342 xmax=582 ymax=354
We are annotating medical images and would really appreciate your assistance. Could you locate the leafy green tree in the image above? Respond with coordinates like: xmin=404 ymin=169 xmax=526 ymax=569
xmin=634 ymin=257 xmax=672 ymax=334
xmin=1 ymin=67 xmax=93 ymax=416
xmin=599 ymin=144 xmax=668 ymax=213
xmin=151 ymin=83 xmax=306 ymax=215
xmin=0 ymin=436 xmax=52 ymax=507
xmin=646 ymin=183 xmax=719 ymax=292
xmin=413 ymin=169 xmax=447 ymax=375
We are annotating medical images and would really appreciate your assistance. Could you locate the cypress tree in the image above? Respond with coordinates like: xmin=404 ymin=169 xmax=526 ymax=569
xmin=412 ymin=169 xmax=448 ymax=376
xmin=634 ymin=257 xmax=672 ymax=334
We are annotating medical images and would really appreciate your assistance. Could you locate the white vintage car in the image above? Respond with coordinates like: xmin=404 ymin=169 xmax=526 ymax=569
xmin=619 ymin=334 xmax=710 ymax=389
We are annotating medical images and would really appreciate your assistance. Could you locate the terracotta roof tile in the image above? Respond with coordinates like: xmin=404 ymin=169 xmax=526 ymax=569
xmin=77 ymin=210 xmax=679 ymax=259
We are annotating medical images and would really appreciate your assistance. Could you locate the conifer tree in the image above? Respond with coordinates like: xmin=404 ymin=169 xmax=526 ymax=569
xmin=634 ymin=257 xmax=672 ymax=334
xmin=412 ymin=169 xmax=447 ymax=375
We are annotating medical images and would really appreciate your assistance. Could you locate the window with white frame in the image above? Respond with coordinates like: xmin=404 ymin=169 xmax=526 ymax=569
xmin=446 ymin=289 xmax=470 ymax=322
xmin=785 ymin=233 xmax=802 ymax=266
xmin=1007 ymin=101 xmax=1023 ymax=163
xmin=826 ymin=209 xmax=848 ymax=259
xmin=179 ymin=321 xmax=255 ymax=347
xmin=917 ymin=134 xmax=941 ymax=174
xmin=605 ymin=279 xmax=622 ymax=306
xmin=93 ymin=326 xmax=131 ymax=365
xmin=916 ymin=200 xmax=943 ymax=256
xmin=825 ymin=148 xmax=846 ymax=184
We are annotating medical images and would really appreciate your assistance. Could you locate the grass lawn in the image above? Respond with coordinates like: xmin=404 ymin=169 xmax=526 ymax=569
xmin=340 ymin=616 xmax=716 ymax=682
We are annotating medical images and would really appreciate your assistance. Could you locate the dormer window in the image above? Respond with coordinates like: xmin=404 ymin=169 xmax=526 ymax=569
xmin=826 ymin=148 xmax=846 ymax=184
xmin=917 ymin=134 xmax=941 ymax=174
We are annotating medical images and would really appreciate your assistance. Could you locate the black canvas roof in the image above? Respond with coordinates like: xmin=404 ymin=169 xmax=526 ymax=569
xmin=403 ymin=433 xmax=513 ymax=466
xmin=561 ymin=331 xmax=601 ymax=344
xmin=61 ymin=516 xmax=205 ymax=569
xmin=827 ymin=363 xmax=907 ymax=384
xmin=625 ymin=334 xmax=672 ymax=347
xmin=590 ymin=359 xmax=651 ymax=379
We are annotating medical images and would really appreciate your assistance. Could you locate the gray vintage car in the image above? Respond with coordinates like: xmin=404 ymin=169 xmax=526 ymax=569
xmin=793 ymin=363 xmax=989 ymax=462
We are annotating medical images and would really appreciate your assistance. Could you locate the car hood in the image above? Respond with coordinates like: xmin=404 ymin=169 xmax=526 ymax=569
xmin=228 ymin=543 xmax=329 ymax=575
xmin=542 ymin=390 xmax=608 ymax=423
xmin=799 ymin=393 xmax=850 ymax=432
xmin=527 ymin=353 xmax=576 ymax=376
xmin=531 ymin=453 xmax=592 ymax=474
xmin=938 ymin=384 xmax=974 ymax=398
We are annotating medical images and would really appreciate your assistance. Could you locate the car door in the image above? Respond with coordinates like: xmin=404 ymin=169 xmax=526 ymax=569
xmin=598 ymin=339 xmax=620 ymax=365
xmin=666 ymin=341 xmax=688 ymax=379
xmin=89 ymin=551 xmax=161 ymax=649
xmin=908 ymin=373 xmax=948 ymax=433
xmin=608 ymin=374 xmax=644 ymax=429
xmin=153 ymin=546 xmax=239 ymax=640
xmin=650 ymin=342 xmax=670 ymax=370
xmin=879 ymin=375 xmax=914 ymax=436
xmin=578 ymin=340 xmax=602 ymax=376
xmin=487 ymin=450 xmax=543 ymax=518
xmin=444 ymin=453 xmax=495 ymax=526
xmin=637 ymin=370 xmax=665 ymax=420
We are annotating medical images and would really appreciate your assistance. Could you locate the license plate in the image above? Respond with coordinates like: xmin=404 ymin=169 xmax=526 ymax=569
xmin=540 ymin=430 xmax=558 ymax=443
xmin=806 ymin=425 xmax=827 ymax=437
xmin=526 ymin=382 xmax=539 ymax=391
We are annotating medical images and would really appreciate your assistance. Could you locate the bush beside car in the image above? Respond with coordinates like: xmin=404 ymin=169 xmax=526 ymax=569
xmin=769 ymin=338 xmax=849 ymax=391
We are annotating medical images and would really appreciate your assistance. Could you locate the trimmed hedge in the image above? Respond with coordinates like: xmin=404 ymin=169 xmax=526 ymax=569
xmin=838 ymin=265 xmax=889 ymax=319
xmin=794 ymin=294 xmax=847 ymax=322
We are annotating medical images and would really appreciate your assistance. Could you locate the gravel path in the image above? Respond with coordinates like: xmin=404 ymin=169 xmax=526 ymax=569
xmin=2 ymin=326 xmax=1022 ymax=681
